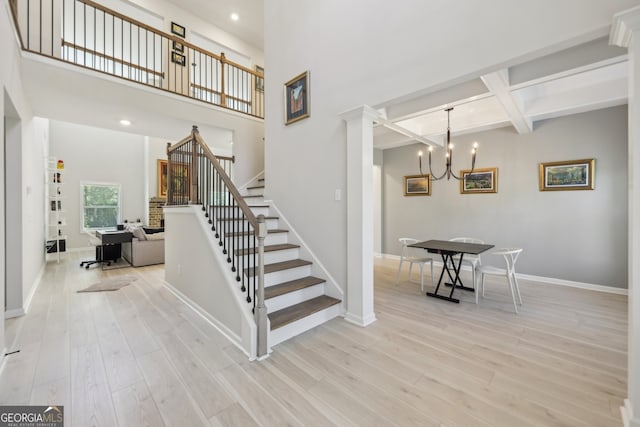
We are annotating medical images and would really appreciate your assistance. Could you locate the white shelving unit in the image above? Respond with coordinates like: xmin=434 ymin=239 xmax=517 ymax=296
xmin=46 ymin=157 xmax=66 ymax=262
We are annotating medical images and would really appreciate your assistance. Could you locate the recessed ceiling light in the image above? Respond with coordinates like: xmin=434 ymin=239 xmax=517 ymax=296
xmin=119 ymin=119 xmax=131 ymax=126
xmin=230 ymin=13 xmax=239 ymax=21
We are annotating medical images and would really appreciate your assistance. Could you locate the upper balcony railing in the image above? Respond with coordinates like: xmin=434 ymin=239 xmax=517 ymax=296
xmin=8 ymin=0 xmax=264 ymax=119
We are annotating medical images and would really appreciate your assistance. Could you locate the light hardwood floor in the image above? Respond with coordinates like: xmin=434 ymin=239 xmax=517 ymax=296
xmin=0 ymin=252 xmax=627 ymax=426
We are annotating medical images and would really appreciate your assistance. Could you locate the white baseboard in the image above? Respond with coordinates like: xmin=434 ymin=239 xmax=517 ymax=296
xmin=4 ymin=262 xmax=45 ymax=319
xmin=0 ymin=347 xmax=7 ymax=379
xmin=378 ymin=253 xmax=627 ymax=295
xmin=23 ymin=263 xmax=46 ymax=314
xmin=237 ymin=170 xmax=265 ymax=193
xmin=4 ymin=308 xmax=25 ymax=319
xmin=621 ymin=398 xmax=640 ymax=427
xmin=344 ymin=312 xmax=377 ymax=327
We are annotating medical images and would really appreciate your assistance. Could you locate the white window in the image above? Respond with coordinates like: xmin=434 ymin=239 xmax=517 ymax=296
xmin=81 ymin=182 xmax=121 ymax=230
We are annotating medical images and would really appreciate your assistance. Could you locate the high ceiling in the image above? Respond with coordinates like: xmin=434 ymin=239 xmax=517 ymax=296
xmin=177 ymin=0 xmax=264 ymax=49
xmin=373 ymin=37 xmax=628 ymax=150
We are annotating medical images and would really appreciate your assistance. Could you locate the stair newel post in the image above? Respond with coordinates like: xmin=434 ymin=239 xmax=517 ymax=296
xmin=166 ymin=142 xmax=173 ymax=205
xmin=190 ymin=126 xmax=199 ymax=203
xmin=220 ymin=52 xmax=227 ymax=107
xmin=255 ymin=214 xmax=269 ymax=358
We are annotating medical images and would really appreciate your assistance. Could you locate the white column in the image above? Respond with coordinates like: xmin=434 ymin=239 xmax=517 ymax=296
xmin=341 ymin=105 xmax=379 ymax=327
xmin=611 ymin=6 xmax=640 ymax=427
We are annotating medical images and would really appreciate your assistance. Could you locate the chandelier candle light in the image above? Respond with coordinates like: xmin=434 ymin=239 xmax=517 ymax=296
xmin=419 ymin=107 xmax=478 ymax=181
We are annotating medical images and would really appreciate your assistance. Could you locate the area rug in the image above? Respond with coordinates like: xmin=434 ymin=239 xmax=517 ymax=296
xmin=77 ymin=275 xmax=138 ymax=293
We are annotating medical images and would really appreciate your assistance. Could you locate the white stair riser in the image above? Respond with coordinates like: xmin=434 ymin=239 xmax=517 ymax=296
xmin=237 ymin=248 xmax=300 ymax=265
xmin=269 ymin=303 xmax=341 ymax=348
xmin=245 ymin=187 xmax=264 ymax=196
xmin=264 ymin=265 xmax=311 ymax=287
xmin=266 ymin=283 xmax=325 ymax=313
xmin=224 ymin=232 xmax=288 ymax=246
xmin=243 ymin=196 xmax=265 ymax=204
xmin=216 ymin=218 xmax=279 ymax=229
xmin=212 ymin=206 xmax=270 ymax=217
xmin=250 ymin=206 xmax=270 ymax=216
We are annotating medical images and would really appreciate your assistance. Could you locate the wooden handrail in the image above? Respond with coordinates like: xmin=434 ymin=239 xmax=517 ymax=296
xmin=62 ymin=40 xmax=165 ymax=78
xmin=193 ymin=131 xmax=258 ymax=228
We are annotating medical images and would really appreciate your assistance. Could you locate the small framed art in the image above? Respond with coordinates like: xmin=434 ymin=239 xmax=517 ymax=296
xmin=171 ymin=51 xmax=185 ymax=66
xmin=539 ymin=159 xmax=595 ymax=191
xmin=171 ymin=22 xmax=186 ymax=38
xmin=404 ymin=174 xmax=431 ymax=196
xmin=172 ymin=40 xmax=184 ymax=53
xmin=460 ymin=167 xmax=498 ymax=194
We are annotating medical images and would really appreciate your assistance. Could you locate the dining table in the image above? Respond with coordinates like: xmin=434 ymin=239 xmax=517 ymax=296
xmin=408 ymin=239 xmax=494 ymax=303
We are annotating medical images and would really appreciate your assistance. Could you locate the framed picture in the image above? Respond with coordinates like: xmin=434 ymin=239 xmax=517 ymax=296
xmin=404 ymin=174 xmax=431 ymax=196
xmin=158 ymin=160 xmax=190 ymax=197
xmin=460 ymin=167 xmax=498 ymax=194
xmin=171 ymin=22 xmax=186 ymax=38
xmin=284 ymin=71 xmax=310 ymax=125
xmin=172 ymin=40 xmax=184 ymax=53
xmin=255 ymin=65 xmax=264 ymax=92
xmin=539 ymin=159 xmax=595 ymax=191
xmin=171 ymin=51 xmax=185 ymax=66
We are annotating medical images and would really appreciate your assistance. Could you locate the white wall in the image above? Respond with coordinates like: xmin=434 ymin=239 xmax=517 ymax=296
xmin=382 ymin=106 xmax=628 ymax=288
xmin=49 ymin=120 xmax=146 ymax=248
xmin=263 ymin=0 xmax=639 ymax=292
xmin=1 ymin=1 xmax=45 ymax=351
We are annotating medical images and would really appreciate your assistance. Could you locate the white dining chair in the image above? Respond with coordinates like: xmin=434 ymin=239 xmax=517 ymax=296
xmin=396 ymin=238 xmax=434 ymax=291
xmin=449 ymin=237 xmax=484 ymax=304
xmin=476 ymin=248 xmax=524 ymax=313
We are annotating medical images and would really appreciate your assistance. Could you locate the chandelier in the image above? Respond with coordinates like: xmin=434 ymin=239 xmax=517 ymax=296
xmin=418 ymin=107 xmax=478 ymax=181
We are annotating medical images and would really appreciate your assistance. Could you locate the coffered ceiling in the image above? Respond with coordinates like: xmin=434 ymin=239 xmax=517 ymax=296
xmin=373 ymin=37 xmax=628 ymax=150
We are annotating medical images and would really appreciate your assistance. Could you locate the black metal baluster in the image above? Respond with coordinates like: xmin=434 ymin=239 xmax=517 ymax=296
xmin=250 ymin=233 xmax=256 ymax=304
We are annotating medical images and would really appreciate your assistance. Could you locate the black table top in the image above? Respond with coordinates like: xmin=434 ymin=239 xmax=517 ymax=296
xmin=408 ymin=239 xmax=494 ymax=255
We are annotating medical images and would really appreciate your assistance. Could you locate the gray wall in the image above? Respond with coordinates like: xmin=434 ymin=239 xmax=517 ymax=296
xmin=49 ymin=121 xmax=146 ymax=248
xmin=382 ymin=106 xmax=628 ymax=288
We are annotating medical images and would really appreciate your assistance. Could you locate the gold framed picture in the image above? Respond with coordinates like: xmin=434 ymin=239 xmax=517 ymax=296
xmin=404 ymin=174 xmax=431 ymax=196
xmin=539 ymin=159 xmax=595 ymax=191
xmin=158 ymin=160 xmax=190 ymax=197
xmin=460 ymin=167 xmax=498 ymax=194
xmin=284 ymin=71 xmax=309 ymax=125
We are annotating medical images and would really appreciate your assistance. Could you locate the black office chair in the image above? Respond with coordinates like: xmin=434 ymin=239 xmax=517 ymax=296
xmin=79 ymin=233 xmax=116 ymax=269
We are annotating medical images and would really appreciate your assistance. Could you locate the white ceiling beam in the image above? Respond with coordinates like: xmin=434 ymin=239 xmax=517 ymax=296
xmin=481 ymin=70 xmax=533 ymax=134
xmin=374 ymin=117 xmax=444 ymax=147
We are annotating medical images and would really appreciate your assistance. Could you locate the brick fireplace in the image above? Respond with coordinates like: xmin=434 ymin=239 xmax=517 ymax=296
xmin=149 ymin=197 xmax=166 ymax=228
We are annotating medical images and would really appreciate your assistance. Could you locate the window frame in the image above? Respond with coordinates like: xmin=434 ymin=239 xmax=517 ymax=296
xmin=80 ymin=181 xmax=122 ymax=232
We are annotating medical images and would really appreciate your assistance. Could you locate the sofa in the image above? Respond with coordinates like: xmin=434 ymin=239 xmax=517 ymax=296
xmin=122 ymin=225 xmax=165 ymax=267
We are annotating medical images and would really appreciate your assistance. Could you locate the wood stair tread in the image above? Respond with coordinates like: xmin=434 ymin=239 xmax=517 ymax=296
xmin=226 ymin=229 xmax=288 ymax=237
xmin=247 ymin=185 xmax=265 ymax=190
xmin=269 ymin=295 xmax=341 ymax=330
xmin=235 ymin=243 xmax=299 ymax=256
xmin=258 ymin=178 xmax=265 ymax=182
xmin=242 ymin=194 xmax=264 ymax=198
xmin=265 ymin=276 xmax=326 ymax=300
xmin=245 ymin=259 xmax=311 ymax=276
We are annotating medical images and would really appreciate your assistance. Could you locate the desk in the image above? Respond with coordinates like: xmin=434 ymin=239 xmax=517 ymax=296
xmin=409 ymin=239 xmax=494 ymax=303
xmin=96 ymin=230 xmax=132 ymax=266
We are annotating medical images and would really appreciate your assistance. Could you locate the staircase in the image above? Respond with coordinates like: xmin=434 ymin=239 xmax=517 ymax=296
xmin=239 ymin=178 xmax=342 ymax=347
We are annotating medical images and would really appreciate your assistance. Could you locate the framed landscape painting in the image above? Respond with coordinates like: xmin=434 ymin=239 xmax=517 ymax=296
xmin=539 ymin=159 xmax=595 ymax=191
xmin=460 ymin=167 xmax=498 ymax=194
xmin=404 ymin=174 xmax=431 ymax=196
